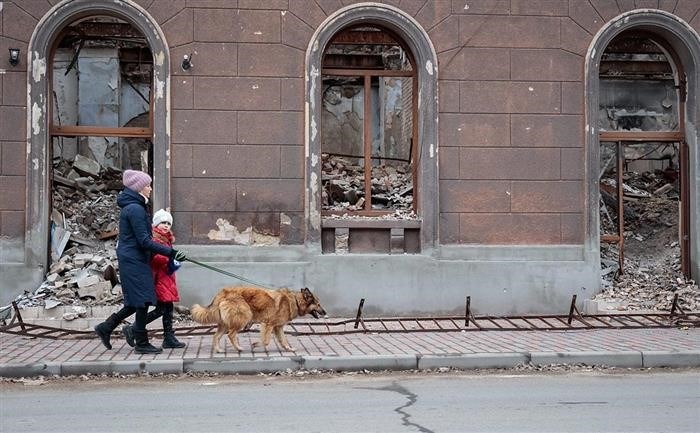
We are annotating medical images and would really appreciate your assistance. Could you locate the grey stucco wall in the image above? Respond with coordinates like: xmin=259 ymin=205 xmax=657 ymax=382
xmin=176 ymin=245 xmax=598 ymax=316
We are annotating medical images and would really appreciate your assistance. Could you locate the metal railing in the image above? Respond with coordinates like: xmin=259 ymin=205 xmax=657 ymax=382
xmin=1 ymin=295 xmax=697 ymax=340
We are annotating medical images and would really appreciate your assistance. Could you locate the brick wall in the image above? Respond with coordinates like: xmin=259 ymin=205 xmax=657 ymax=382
xmin=1 ymin=0 xmax=699 ymax=247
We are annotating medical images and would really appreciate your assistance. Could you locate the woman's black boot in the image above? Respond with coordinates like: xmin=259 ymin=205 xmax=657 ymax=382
xmin=133 ymin=330 xmax=162 ymax=354
xmin=94 ymin=313 xmax=120 ymax=349
xmin=122 ymin=325 xmax=135 ymax=347
xmin=124 ymin=307 xmax=162 ymax=347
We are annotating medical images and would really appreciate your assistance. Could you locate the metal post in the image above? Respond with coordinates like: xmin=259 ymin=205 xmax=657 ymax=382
xmin=354 ymin=298 xmax=365 ymax=329
xmin=670 ymin=293 xmax=679 ymax=318
xmin=11 ymin=301 xmax=26 ymax=331
xmin=567 ymin=295 xmax=578 ymax=325
xmin=465 ymin=296 xmax=471 ymax=327
xmin=617 ymin=140 xmax=625 ymax=274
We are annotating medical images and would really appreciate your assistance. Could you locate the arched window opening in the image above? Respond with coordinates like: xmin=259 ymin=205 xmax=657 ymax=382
xmin=321 ymin=26 xmax=417 ymax=217
xmin=597 ymin=30 xmax=691 ymax=293
xmin=49 ymin=16 xmax=154 ymax=266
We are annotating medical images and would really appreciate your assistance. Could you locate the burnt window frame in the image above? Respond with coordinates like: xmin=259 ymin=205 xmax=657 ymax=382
xmin=25 ymin=0 xmax=171 ymax=275
xmin=320 ymin=25 xmax=418 ymax=217
xmin=48 ymin=18 xmax=154 ymax=147
xmin=597 ymin=30 xmax=690 ymax=277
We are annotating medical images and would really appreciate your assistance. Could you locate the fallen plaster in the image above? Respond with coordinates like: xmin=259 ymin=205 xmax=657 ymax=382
xmin=32 ymin=52 xmax=46 ymax=83
xmin=31 ymin=99 xmax=43 ymax=136
xmin=280 ymin=213 xmax=291 ymax=226
xmin=207 ymin=218 xmax=280 ymax=246
xmin=155 ymin=77 xmax=164 ymax=100
xmin=309 ymin=172 xmax=320 ymax=231
xmin=309 ymin=65 xmax=319 ymax=142
xmin=153 ymin=51 xmax=164 ymax=67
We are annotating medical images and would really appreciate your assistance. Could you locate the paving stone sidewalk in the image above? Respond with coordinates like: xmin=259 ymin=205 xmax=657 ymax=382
xmin=1 ymin=326 xmax=699 ymax=377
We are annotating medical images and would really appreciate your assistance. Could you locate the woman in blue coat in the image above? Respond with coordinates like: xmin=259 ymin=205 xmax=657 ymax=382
xmin=94 ymin=169 xmax=186 ymax=354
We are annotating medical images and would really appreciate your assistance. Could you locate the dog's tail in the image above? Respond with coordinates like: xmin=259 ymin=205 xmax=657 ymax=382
xmin=190 ymin=302 xmax=221 ymax=324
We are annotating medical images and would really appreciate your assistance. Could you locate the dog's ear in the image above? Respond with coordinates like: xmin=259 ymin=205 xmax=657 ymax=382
xmin=301 ymin=287 xmax=313 ymax=300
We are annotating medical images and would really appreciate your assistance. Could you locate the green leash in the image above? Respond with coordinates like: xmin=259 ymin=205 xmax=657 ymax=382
xmin=183 ymin=257 xmax=269 ymax=288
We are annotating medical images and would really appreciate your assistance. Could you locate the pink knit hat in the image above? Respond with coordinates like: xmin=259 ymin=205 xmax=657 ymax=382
xmin=122 ymin=169 xmax=152 ymax=192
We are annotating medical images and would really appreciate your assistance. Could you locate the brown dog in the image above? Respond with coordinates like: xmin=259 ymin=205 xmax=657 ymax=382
xmin=191 ymin=287 xmax=327 ymax=352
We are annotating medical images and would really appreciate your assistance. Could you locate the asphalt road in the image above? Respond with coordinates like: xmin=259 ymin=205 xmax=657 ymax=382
xmin=1 ymin=370 xmax=699 ymax=433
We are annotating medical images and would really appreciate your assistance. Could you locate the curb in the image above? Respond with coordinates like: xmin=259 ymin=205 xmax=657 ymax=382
xmin=185 ymin=357 xmax=301 ymax=375
xmin=2 ymin=351 xmax=699 ymax=378
xmin=418 ymin=353 xmax=530 ymax=370
xmin=530 ymin=351 xmax=643 ymax=368
xmin=641 ymin=350 xmax=700 ymax=368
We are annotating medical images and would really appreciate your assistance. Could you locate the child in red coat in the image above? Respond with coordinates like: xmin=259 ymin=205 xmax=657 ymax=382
xmin=123 ymin=209 xmax=185 ymax=349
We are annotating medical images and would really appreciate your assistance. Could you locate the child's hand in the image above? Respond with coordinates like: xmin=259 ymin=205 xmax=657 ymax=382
xmin=167 ymin=258 xmax=182 ymax=275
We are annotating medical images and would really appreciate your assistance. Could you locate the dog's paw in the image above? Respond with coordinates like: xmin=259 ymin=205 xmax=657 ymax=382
xmin=283 ymin=346 xmax=295 ymax=352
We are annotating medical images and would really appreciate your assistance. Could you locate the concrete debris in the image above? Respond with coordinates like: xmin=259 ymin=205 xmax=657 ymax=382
xmin=9 ymin=157 xmax=124 ymax=312
xmin=323 ymin=209 xmax=419 ymax=221
xmin=62 ymin=306 xmax=88 ymax=321
xmin=321 ymin=154 xmax=413 ymax=212
xmin=596 ymin=169 xmax=699 ymax=311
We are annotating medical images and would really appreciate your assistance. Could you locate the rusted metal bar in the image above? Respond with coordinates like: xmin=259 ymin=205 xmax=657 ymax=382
xmin=11 ymin=302 xmax=25 ymax=332
xmin=567 ymin=295 xmax=578 ymax=325
xmin=500 ymin=317 xmax=524 ymax=329
xmin=465 ymin=296 xmax=471 ymax=327
xmin=680 ymin=140 xmax=690 ymax=277
xmin=396 ymin=319 xmax=409 ymax=331
xmin=553 ymin=316 xmax=575 ymax=328
xmin=669 ymin=293 xmax=685 ymax=320
xmin=323 ymin=68 xmax=413 ymax=77
xmin=670 ymin=293 xmax=680 ymax=318
xmin=50 ymin=125 xmax=152 ymax=138
xmin=604 ymin=314 xmax=638 ymax=328
xmin=363 ymin=76 xmax=372 ymax=211
xmin=447 ymin=319 xmax=460 ymax=330
xmin=599 ymin=131 xmax=683 ymax=141
xmin=617 ymin=140 xmax=625 ymax=274
xmin=583 ymin=315 xmax=615 ymax=328
xmin=640 ymin=315 xmax=666 ymax=326
xmin=483 ymin=316 xmax=504 ymax=329
xmin=518 ymin=316 xmax=539 ymax=328
xmin=354 ymin=298 xmax=365 ymax=329
xmin=433 ymin=318 xmax=445 ymax=331
xmin=615 ymin=314 xmax=648 ymax=327
xmin=3 ymin=298 xmax=699 ymax=340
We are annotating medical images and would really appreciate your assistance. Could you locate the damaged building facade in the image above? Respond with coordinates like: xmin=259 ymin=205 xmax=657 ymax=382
xmin=1 ymin=0 xmax=699 ymax=315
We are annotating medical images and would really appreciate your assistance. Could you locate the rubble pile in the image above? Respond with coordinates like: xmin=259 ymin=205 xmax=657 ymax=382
xmin=596 ymin=170 xmax=699 ymax=311
xmin=8 ymin=157 xmax=125 ymax=319
xmin=321 ymin=153 xmax=413 ymax=212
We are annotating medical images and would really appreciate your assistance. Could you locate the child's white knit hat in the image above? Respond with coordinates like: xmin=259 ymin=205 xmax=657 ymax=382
xmin=152 ymin=209 xmax=173 ymax=227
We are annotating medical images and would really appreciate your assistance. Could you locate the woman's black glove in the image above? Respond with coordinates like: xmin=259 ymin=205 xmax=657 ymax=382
xmin=170 ymin=249 xmax=188 ymax=262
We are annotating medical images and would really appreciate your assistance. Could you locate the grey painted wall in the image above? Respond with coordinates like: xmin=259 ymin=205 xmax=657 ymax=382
xmin=176 ymin=245 xmax=598 ymax=316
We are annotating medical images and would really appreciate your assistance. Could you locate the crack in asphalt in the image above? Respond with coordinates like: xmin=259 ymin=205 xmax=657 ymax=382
xmin=360 ymin=382 xmax=435 ymax=433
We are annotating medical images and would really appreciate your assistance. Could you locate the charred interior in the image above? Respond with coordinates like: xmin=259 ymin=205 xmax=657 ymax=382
xmin=595 ymin=31 xmax=694 ymax=311
xmin=319 ymin=26 xmax=420 ymax=254
xmin=321 ymin=26 xmax=415 ymax=215
xmin=45 ymin=17 xmax=153 ymax=309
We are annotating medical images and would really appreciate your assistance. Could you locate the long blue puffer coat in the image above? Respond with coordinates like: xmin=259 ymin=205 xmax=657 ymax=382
xmin=116 ymin=188 xmax=173 ymax=308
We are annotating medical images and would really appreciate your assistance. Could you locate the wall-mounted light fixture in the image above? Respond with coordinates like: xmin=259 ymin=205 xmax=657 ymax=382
xmin=181 ymin=53 xmax=193 ymax=71
xmin=9 ymin=48 xmax=20 ymax=66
